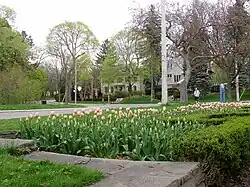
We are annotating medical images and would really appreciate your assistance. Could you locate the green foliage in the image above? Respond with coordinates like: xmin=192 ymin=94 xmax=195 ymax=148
xmin=162 ymin=109 xmax=250 ymax=127
xmin=188 ymin=65 xmax=212 ymax=95
xmin=100 ymin=42 xmax=120 ymax=85
xmin=155 ymin=88 xmax=180 ymax=100
xmin=0 ymin=18 xmax=30 ymax=69
xmin=19 ymin=108 xmax=204 ymax=160
xmin=0 ymin=104 xmax=83 ymax=111
xmin=120 ymin=95 xmax=159 ymax=104
xmin=114 ymin=91 xmax=129 ymax=98
xmin=0 ymin=66 xmax=47 ymax=104
xmin=132 ymin=5 xmax=161 ymax=91
xmin=96 ymin=39 xmax=109 ymax=65
xmin=173 ymin=116 xmax=250 ymax=186
xmin=77 ymin=53 xmax=92 ymax=81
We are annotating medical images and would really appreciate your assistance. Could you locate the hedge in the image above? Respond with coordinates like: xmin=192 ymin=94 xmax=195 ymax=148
xmin=173 ymin=116 xmax=250 ymax=186
xmin=160 ymin=109 xmax=250 ymax=127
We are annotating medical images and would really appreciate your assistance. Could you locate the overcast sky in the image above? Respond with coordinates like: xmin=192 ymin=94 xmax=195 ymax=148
xmin=1 ymin=0 xmax=188 ymax=45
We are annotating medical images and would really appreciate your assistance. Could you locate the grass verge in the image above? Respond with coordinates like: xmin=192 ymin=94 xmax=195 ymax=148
xmin=0 ymin=104 xmax=84 ymax=110
xmin=0 ymin=149 xmax=103 ymax=187
xmin=0 ymin=118 xmax=22 ymax=131
xmin=120 ymin=96 xmax=159 ymax=104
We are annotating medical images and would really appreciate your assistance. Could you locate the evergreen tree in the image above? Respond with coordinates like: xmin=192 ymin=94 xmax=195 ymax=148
xmin=96 ymin=39 xmax=109 ymax=65
xmin=93 ymin=39 xmax=110 ymax=93
xmin=100 ymin=42 xmax=120 ymax=103
xmin=132 ymin=5 xmax=161 ymax=100
xmin=188 ymin=63 xmax=212 ymax=95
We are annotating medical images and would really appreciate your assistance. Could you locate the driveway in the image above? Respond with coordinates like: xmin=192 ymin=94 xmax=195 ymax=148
xmin=0 ymin=104 xmax=159 ymax=119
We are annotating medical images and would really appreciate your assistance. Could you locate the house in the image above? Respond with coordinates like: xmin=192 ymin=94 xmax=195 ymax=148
xmin=101 ymin=58 xmax=183 ymax=95
xmin=101 ymin=76 xmax=145 ymax=95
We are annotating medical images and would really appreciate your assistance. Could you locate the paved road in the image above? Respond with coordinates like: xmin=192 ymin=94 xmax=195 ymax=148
xmin=0 ymin=104 xmax=159 ymax=119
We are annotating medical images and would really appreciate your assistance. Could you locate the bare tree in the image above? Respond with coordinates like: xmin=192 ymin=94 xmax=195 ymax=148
xmin=204 ymin=0 xmax=250 ymax=101
xmin=114 ymin=28 xmax=144 ymax=98
xmin=46 ymin=21 xmax=98 ymax=104
xmin=165 ymin=0 xmax=215 ymax=103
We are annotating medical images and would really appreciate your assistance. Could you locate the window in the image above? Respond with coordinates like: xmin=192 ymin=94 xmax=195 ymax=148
xmin=111 ymin=86 xmax=114 ymax=93
xmin=174 ymin=75 xmax=181 ymax=82
xmin=167 ymin=74 xmax=172 ymax=78
xmin=168 ymin=63 xmax=173 ymax=69
xmin=133 ymin=85 xmax=137 ymax=91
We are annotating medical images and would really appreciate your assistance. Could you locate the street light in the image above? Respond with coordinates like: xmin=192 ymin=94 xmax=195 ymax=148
xmin=77 ymin=86 xmax=82 ymax=92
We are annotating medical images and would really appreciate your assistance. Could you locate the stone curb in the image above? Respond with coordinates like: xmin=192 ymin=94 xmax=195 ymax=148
xmin=0 ymin=138 xmax=35 ymax=148
xmin=24 ymin=151 xmax=204 ymax=187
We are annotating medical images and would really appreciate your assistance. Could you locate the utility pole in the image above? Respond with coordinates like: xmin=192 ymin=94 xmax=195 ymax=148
xmin=235 ymin=62 xmax=240 ymax=102
xmin=161 ymin=0 xmax=168 ymax=104
xmin=74 ymin=59 xmax=77 ymax=105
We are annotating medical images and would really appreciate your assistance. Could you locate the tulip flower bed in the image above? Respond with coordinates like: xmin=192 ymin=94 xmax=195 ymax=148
xmin=19 ymin=102 xmax=250 ymax=186
xmin=19 ymin=107 xmax=205 ymax=160
xmin=19 ymin=103 xmax=250 ymax=160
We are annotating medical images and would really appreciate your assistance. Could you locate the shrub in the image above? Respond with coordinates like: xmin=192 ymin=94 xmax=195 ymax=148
xmin=132 ymin=91 xmax=143 ymax=96
xmin=155 ymin=88 xmax=180 ymax=100
xmin=103 ymin=94 xmax=117 ymax=101
xmin=114 ymin=91 xmax=129 ymax=98
xmin=173 ymin=116 xmax=250 ymax=186
xmin=0 ymin=66 xmax=46 ymax=104
xmin=161 ymin=111 xmax=250 ymax=127
xmin=155 ymin=92 xmax=161 ymax=100
xmin=54 ymin=93 xmax=66 ymax=102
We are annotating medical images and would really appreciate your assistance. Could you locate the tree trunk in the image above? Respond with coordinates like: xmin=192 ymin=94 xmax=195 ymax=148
xmin=150 ymin=69 xmax=154 ymax=102
xmin=180 ymin=80 xmax=188 ymax=104
xmin=79 ymin=90 xmax=83 ymax=101
xmin=108 ymin=84 xmax=110 ymax=104
xmin=227 ymin=82 xmax=232 ymax=102
xmin=128 ymin=83 xmax=132 ymax=100
xmin=91 ymin=78 xmax=94 ymax=101
xmin=65 ymin=72 xmax=69 ymax=104
xmin=68 ymin=74 xmax=73 ymax=102
xmin=180 ymin=58 xmax=191 ymax=104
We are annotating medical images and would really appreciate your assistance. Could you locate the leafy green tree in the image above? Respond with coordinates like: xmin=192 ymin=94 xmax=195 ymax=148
xmin=46 ymin=21 xmax=98 ymax=103
xmin=0 ymin=17 xmax=30 ymax=70
xmin=188 ymin=64 xmax=212 ymax=95
xmin=96 ymin=39 xmax=109 ymax=66
xmin=0 ymin=66 xmax=47 ymax=104
xmin=100 ymin=42 xmax=120 ymax=103
xmin=114 ymin=28 xmax=144 ymax=99
xmin=92 ymin=39 xmax=110 ymax=95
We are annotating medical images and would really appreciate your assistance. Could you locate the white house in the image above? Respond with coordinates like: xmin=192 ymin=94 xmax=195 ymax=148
xmin=101 ymin=76 xmax=145 ymax=95
xmin=100 ymin=57 xmax=184 ymax=95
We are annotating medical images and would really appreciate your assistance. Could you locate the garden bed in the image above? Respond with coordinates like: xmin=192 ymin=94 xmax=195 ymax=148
xmin=15 ymin=102 xmax=250 ymax=186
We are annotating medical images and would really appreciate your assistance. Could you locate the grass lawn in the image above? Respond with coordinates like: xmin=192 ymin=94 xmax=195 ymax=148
xmin=77 ymin=100 xmax=103 ymax=104
xmin=120 ymin=95 xmax=159 ymax=104
xmin=0 ymin=104 xmax=84 ymax=110
xmin=193 ymin=91 xmax=250 ymax=102
xmin=0 ymin=118 xmax=22 ymax=131
xmin=0 ymin=149 xmax=103 ymax=187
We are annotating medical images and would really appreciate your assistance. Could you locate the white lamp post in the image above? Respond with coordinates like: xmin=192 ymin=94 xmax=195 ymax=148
xmin=161 ymin=0 xmax=168 ymax=105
